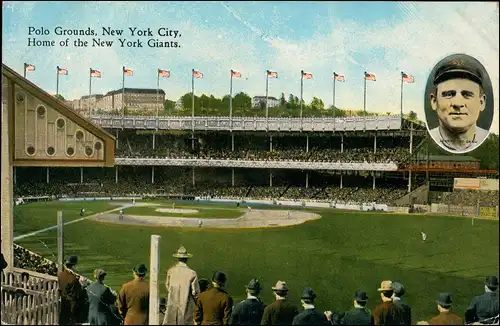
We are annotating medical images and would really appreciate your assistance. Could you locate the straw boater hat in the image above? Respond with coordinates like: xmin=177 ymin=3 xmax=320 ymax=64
xmin=172 ymin=246 xmax=193 ymax=258
xmin=377 ymin=280 xmax=393 ymax=292
xmin=272 ymin=280 xmax=289 ymax=292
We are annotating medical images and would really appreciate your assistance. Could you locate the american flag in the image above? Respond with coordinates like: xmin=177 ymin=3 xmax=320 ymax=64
xmin=402 ymin=72 xmax=414 ymax=83
xmin=231 ymin=70 xmax=241 ymax=78
xmin=158 ymin=69 xmax=170 ymax=77
xmin=57 ymin=67 xmax=68 ymax=75
xmin=192 ymin=69 xmax=203 ymax=79
xmin=302 ymin=71 xmax=313 ymax=79
xmin=123 ymin=67 xmax=133 ymax=76
xmin=25 ymin=63 xmax=35 ymax=71
xmin=364 ymin=72 xmax=376 ymax=81
xmin=267 ymin=70 xmax=278 ymax=78
xmin=90 ymin=69 xmax=101 ymax=78
xmin=333 ymin=72 xmax=345 ymax=82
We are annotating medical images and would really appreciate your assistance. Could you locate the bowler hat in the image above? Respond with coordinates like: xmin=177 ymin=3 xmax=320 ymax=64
xmin=354 ymin=290 xmax=368 ymax=302
xmin=65 ymin=255 xmax=78 ymax=265
xmin=272 ymin=280 xmax=289 ymax=292
xmin=300 ymin=287 xmax=317 ymax=300
xmin=433 ymin=54 xmax=483 ymax=87
xmin=246 ymin=279 xmax=262 ymax=291
xmin=133 ymin=263 xmax=147 ymax=276
xmin=392 ymin=282 xmax=405 ymax=297
xmin=485 ymin=276 xmax=499 ymax=289
xmin=212 ymin=271 xmax=227 ymax=285
xmin=436 ymin=293 xmax=453 ymax=307
xmin=172 ymin=246 xmax=193 ymax=258
xmin=377 ymin=280 xmax=393 ymax=292
xmin=94 ymin=269 xmax=107 ymax=279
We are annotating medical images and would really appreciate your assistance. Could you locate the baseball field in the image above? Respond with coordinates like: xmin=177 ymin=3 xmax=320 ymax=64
xmin=13 ymin=200 xmax=499 ymax=321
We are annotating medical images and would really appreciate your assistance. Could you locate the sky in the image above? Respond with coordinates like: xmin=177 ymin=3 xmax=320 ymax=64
xmin=2 ymin=1 xmax=499 ymax=133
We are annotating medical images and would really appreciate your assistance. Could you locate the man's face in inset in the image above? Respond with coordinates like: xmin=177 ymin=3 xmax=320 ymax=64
xmin=430 ymin=78 xmax=486 ymax=133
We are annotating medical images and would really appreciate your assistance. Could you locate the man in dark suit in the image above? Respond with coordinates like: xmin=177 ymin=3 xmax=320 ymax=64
xmin=261 ymin=280 xmax=299 ymax=325
xmin=465 ymin=276 xmax=499 ymax=324
xmin=331 ymin=290 xmax=373 ymax=325
xmin=230 ymin=279 xmax=266 ymax=325
xmin=392 ymin=282 xmax=411 ymax=325
xmin=372 ymin=280 xmax=405 ymax=325
xmin=0 ymin=252 xmax=7 ymax=273
xmin=159 ymin=297 xmax=167 ymax=323
xmin=117 ymin=264 xmax=150 ymax=325
xmin=427 ymin=293 xmax=463 ymax=325
xmin=194 ymin=271 xmax=233 ymax=325
xmin=86 ymin=269 xmax=117 ymax=325
xmin=58 ymin=255 xmax=86 ymax=325
xmin=292 ymin=288 xmax=329 ymax=325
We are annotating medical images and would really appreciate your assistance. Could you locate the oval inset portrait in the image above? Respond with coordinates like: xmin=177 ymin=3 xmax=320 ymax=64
xmin=424 ymin=53 xmax=494 ymax=154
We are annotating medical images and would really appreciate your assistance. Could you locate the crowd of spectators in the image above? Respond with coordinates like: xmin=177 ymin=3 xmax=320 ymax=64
xmin=13 ymin=244 xmax=58 ymax=276
xmin=438 ymin=190 xmax=499 ymax=208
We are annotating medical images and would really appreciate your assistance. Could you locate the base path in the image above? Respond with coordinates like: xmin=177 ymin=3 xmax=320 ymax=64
xmin=91 ymin=207 xmax=321 ymax=229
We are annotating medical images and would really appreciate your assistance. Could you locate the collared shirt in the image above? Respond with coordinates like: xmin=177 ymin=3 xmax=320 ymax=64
xmin=247 ymin=294 xmax=258 ymax=300
xmin=302 ymin=303 xmax=315 ymax=310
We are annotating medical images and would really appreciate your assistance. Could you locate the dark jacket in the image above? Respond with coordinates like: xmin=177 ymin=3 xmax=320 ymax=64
xmin=372 ymin=301 xmax=405 ymax=326
xmin=392 ymin=298 xmax=411 ymax=325
xmin=465 ymin=291 xmax=499 ymax=324
xmin=341 ymin=307 xmax=373 ymax=325
xmin=0 ymin=253 xmax=7 ymax=272
xmin=86 ymin=281 xmax=117 ymax=325
xmin=194 ymin=286 xmax=234 ymax=325
xmin=58 ymin=268 xmax=86 ymax=325
xmin=261 ymin=298 xmax=299 ymax=325
xmin=428 ymin=311 xmax=463 ymax=325
xmin=292 ymin=307 xmax=329 ymax=325
xmin=117 ymin=278 xmax=150 ymax=325
xmin=230 ymin=297 xmax=266 ymax=325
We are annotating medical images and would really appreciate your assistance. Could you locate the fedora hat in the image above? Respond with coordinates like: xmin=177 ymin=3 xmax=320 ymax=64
xmin=172 ymin=246 xmax=193 ymax=258
xmin=246 ymin=279 xmax=262 ymax=291
xmin=354 ymin=290 xmax=368 ymax=302
xmin=133 ymin=263 xmax=147 ymax=276
xmin=212 ymin=271 xmax=227 ymax=285
xmin=94 ymin=269 xmax=107 ymax=279
xmin=272 ymin=280 xmax=289 ymax=292
xmin=65 ymin=255 xmax=78 ymax=265
xmin=485 ymin=276 xmax=499 ymax=289
xmin=300 ymin=287 xmax=316 ymax=300
xmin=436 ymin=293 xmax=453 ymax=307
xmin=392 ymin=282 xmax=405 ymax=296
xmin=377 ymin=280 xmax=393 ymax=292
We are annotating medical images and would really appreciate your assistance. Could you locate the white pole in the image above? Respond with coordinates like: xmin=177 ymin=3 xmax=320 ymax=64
xmin=57 ymin=211 xmax=64 ymax=273
xmin=149 ymin=235 xmax=161 ymax=325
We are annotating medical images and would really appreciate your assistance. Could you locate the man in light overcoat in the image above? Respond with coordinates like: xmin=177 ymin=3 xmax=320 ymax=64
xmin=163 ymin=246 xmax=200 ymax=325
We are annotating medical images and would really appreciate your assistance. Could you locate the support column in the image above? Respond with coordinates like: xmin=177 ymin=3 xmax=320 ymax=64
xmin=151 ymin=166 xmax=155 ymax=184
xmin=372 ymin=173 xmax=376 ymax=190
xmin=269 ymin=171 xmax=273 ymax=187
xmin=408 ymin=170 xmax=412 ymax=193
xmin=270 ymin=135 xmax=273 ymax=152
xmin=57 ymin=211 xmax=64 ymax=274
xmin=305 ymin=172 xmax=309 ymax=189
xmin=341 ymin=134 xmax=344 ymax=153
xmin=80 ymin=167 xmax=84 ymax=184
xmin=374 ymin=134 xmax=377 ymax=153
xmin=1 ymin=96 xmax=14 ymax=268
xmin=46 ymin=167 xmax=50 ymax=184
xmin=231 ymin=133 xmax=234 ymax=152
xmin=306 ymin=135 xmax=309 ymax=153
xmin=340 ymin=174 xmax=343 ymax=189
xmin=192 ymin=167 xmax=195 ymax=186
xmin=115 ymin=166 xmax=118 ymax=183
xmin=152 ymin=132 xmax=156 ymax=150
xmin=231 ymin=168 xmax=235 ymax=186
xmin=148 ymin=235 xmax=161 ymax=326
xmin=409 ymin=123 xmax=413 ymax=154
xmin=116 ymin=129 xmax=119 ymax=149
xmin=13 ymin=167 xmax=16 ymax=185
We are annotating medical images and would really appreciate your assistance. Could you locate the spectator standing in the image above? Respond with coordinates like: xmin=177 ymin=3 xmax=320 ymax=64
xmin=1 ymin=252 xmax=7 ymax=273
xmin=372 ymin=280 xmax=405 ymax=325
xmin=465 ymin=276 xmax=499 ymax=324
xmin=199 ymin=278 xmax=210 ymax=293
xmin=117 ymin=264 xmax=150 ymax=325
xmin=194 ymin=271 xmax=233 ymax=325
xmin=292 ymin=288 xmax=329 ymax=325
xmin=58 ymin=255 xmax=86 ymax=325
xmin=331 ymin=289 xmax=373 ymax=325
xmin=86 ymin=269 xmax=117 ymax=325
xmin=426 ymin=293 xmax=463 ymax=325
xmin=163 ymin=246 xmax=200 ymax=325
xmin=392 ymin=282 xmax=411 ymax=325
xmin=261 ymin=280 xmax=299 ymax=325
xmin=159 ymin=297 xmax=167 ymax=323
xmin=229 ymin=279 xmax=266 ymax=325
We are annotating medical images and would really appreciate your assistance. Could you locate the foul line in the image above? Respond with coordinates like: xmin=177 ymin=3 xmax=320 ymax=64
xmin=13 ymin=205 xmax=132 ymax=241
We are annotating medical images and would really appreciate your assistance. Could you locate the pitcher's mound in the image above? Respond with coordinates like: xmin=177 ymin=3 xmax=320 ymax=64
xmin=155 ymin=208 xmax=199 ymax=214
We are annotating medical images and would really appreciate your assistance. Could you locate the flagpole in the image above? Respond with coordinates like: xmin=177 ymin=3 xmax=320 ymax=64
xmin=265 ymin=71 xmax=269 ymax=120
xmin=363 ymin=71 xmax=367 ymax=116
xmin=122 ymin=66 xmax=125 ymax=116
xmin=333 ymin=73 xmax=336 ymax=117
xmin=23 ymin=63 xmax=27 ymax=78
xmin=156 ymin=70 xmax=160 ymax=117
xmin=89 ymin=68 xmax=92 ymax=117
xmin=56 ymin=66 xmax=60 ymax=96
xmin=400 ymin=71 xmax=404 ymax=120
xmin=229 ymin=70 xmax=233 ymax=129
xmin=300 ymin=70 xmax=304 ymax=119
xmin=191 ymin=69 xmax=195 ymax=150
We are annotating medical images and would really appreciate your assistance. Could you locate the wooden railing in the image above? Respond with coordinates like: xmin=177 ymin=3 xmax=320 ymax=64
xmin=1 ymin=269 xmax=59 ymax=325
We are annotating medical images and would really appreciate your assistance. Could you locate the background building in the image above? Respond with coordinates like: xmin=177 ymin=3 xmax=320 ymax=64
xmin=252 ymin=96 xmax=279 ymax=108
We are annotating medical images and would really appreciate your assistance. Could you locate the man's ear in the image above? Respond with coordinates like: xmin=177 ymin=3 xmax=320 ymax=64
xmin=430 ymin=93 xmax=437 ymax=112
xmin=479 ymin=93 xmax=486 ymax=112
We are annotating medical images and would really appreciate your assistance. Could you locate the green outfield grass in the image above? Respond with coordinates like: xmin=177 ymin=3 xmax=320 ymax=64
xmin=122 ymin=205 xmax=244 ymax=219
xmin=13 ymin=200 xmax=499 ymax=322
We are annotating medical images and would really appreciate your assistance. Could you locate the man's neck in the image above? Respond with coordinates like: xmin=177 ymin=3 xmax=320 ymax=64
xmin=381 ymin=297 xmax=392 ymax=303
xmin=439 ymin=123 xmax=476 ymax=148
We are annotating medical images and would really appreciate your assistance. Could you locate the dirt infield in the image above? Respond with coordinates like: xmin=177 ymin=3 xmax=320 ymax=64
xmin=91 ymin=204 xmax=321 ymax=229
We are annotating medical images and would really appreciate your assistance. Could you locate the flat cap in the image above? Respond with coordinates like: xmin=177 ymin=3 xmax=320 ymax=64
xmin=433 ymin=53 xmax=483 ymax=87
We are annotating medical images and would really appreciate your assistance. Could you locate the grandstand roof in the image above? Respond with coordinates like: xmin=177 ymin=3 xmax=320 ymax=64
xmin=105 ymin=88 xmax=166 ymax=96
xmin=415 ymin=154 xmax=479 ymax=162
